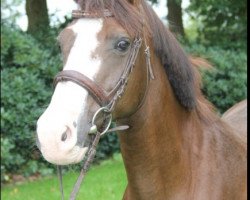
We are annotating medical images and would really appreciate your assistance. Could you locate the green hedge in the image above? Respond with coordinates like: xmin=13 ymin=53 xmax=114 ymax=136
xmin=184 ymin=43 xmax=247 ymax=113
xmin=1 ymin=23 xmax=120 ymax=183
xmin=1 ymin=23 xmax=247 ymax=183
xmin=1 ymin=23 xmax=59 ymax=182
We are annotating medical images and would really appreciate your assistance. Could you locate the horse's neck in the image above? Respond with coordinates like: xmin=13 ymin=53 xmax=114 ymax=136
xmin=118 ymin=62 xmax=201 ymax=199
xmin=117 ymin=56 xmax=247 ymax=199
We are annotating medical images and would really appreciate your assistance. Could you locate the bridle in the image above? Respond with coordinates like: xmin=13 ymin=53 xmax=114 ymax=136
xmin=53 ymin=9 xmax=154 ymax=200
xmin=54 ymin=36 xmax=143 ymax=112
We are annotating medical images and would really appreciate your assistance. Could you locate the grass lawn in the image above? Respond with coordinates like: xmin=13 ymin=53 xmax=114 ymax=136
xmin=1 ymin=154 xmax=127 ymax=200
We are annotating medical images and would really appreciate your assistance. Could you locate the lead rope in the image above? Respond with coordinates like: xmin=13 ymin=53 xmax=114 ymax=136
xmin=57 ymin=165 xmax=65 ymax=200
xmin=69 ymin=132 xmax=101 ymax=200
xmin=58 ymin=127 xmax=127 ymax=200
xmin=58 ymin=117 xmax=106 ymax=200
xmin=56 ymin=38 xmax=142 ymax=200
xmin=57 ymin=132 xmax=102 ymax=200
xmin=56 ymin=40 xmax=152 ymax=200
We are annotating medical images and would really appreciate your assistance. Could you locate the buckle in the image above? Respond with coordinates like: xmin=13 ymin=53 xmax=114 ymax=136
xmin=89 ymin=107 xmax=112 ymax=136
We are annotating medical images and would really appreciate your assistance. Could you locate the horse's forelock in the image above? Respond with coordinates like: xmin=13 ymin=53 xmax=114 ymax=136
xmin=74 ymin=0 xmax=143 ymax=37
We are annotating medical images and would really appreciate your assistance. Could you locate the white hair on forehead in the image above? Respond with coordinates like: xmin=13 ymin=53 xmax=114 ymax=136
xmin=64 ymin=18 xmax=104 ymax=79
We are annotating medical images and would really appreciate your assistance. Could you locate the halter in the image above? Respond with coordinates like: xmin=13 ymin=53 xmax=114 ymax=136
xmin=53 ymin=9 xmax=154 ymax=200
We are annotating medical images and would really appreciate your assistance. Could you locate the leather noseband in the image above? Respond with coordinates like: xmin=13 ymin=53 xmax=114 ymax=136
xmin=54 ymin=70 xmax=110 ymax=106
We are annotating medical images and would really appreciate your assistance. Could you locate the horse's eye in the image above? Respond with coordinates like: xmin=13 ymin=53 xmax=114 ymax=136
xmin=115 ymin=39 xmax=131 ymax=52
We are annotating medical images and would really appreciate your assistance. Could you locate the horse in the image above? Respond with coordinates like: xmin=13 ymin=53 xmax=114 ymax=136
xmin=36 ymin=0 xmax=247 ymax=199
xmin=222 ymin=99 xmax=247 ymax=138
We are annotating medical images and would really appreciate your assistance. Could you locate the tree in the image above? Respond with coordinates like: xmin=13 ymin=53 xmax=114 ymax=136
xmin=147 ymin=0 xmax=185 ymax=37
xmin=167 ymin=0 xmax=185 ymax=36
xmin=26 ymin=0 xmax=50 ymax=39
xmin=187 ymin=0 xmax=247 ymax=49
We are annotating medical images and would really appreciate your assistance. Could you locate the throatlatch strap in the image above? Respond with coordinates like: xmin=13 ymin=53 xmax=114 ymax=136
xmin=57 ymin=165 xmax=65 ymax=200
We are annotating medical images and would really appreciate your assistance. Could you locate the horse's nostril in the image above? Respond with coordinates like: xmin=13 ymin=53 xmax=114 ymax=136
xmin=61 ymin=131 xmax=68 ymax=141
xmin=61 ymin=126 xmax=72 ymax=142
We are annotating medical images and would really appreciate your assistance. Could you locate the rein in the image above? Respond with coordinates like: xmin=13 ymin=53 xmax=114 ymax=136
xmin=53 ymin=9 xmax=154 ymax=200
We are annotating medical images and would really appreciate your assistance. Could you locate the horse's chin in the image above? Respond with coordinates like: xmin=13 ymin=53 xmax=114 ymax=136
xmin=42 ymin=146 xmax=88 ymax=166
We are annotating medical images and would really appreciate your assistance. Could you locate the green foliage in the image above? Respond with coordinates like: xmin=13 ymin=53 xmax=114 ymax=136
xmin=96 ymin=131 xmax=120 ymax=161
xmin=1 ymin=2 xmax=246 ymax=184
xmin=1 ymin=137 xmax=16 ymax=182
xmin=1 ymin=23 xmax=60 ymax=182
xmin=187 ymin=0 xmax=247 ymax=49
xmin=1 ymin=22 xmax=120 ymax=183
xmin=184 ymin=43 xmax=247 ymax=113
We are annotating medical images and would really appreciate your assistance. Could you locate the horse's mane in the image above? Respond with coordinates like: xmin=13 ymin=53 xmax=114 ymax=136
xmin=74 ymin=0 xmax=219 ymax=123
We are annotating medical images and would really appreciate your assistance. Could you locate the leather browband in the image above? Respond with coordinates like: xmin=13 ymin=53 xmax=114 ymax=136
xmin=72 ymin=9 xmax=113 ymax=18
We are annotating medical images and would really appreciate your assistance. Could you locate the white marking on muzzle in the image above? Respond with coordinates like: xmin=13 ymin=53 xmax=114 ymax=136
xmin=37 ymin=18 xmax=104 ymax=165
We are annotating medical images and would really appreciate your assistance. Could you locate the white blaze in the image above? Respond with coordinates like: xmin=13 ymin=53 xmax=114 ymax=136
xmin=37 ymin=18 xmax=104 ymax=165
xmin=65 ymin=19 xmax=103 ymax=76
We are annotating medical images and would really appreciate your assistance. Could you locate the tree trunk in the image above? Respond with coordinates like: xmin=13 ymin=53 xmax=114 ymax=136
xmin=26 ymin=0 xmax=49 ymax=38
xmin=167 ymin=0 xmax=185 ymax=37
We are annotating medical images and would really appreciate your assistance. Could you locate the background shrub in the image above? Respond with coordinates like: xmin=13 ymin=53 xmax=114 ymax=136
xmin=1 ymin=23 xmax=121 ymax=182
xmin=187 ymin=0 xmax=246 ymax=50
xmin=1 ymin=23 xmax=60 ymax=182
xmin=184 ymin=43 xmax=247 ymax=113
